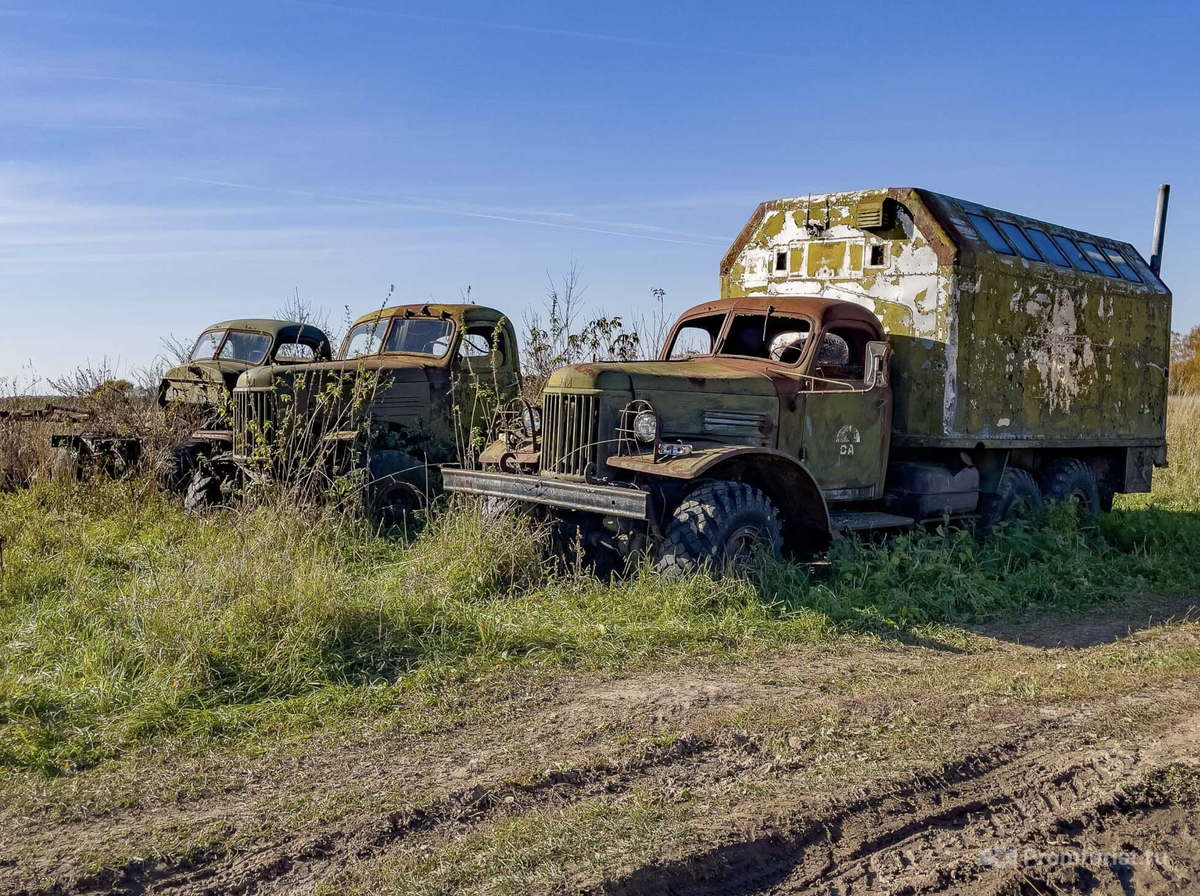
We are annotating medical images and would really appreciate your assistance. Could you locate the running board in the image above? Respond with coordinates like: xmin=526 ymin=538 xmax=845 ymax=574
xmin=829 ymin=510 xmax=915 ymax=532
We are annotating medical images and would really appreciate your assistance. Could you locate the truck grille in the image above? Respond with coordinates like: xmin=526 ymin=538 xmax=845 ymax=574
xmin=233 ymin=388 xmax=274 ymax=455
xmin=539 ymin=391 xmax=600 ymax=479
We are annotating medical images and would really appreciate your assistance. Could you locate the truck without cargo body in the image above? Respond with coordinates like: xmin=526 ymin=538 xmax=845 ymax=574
xmin=52 ymin=318 xmax=333 ymax=487
xmin=222 ymin=303 xmax=520 ymax=517
xmin=443 ymin=187 xmax=1171 ymax=572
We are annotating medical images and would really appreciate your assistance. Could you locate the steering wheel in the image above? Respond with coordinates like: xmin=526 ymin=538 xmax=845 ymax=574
xmin=769 ymin=331 xmax=808 ymax=364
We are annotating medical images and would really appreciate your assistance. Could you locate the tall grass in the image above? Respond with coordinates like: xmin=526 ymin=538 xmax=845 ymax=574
xmin=1 ymin=399 xmax=1197 ymax=775
xmin=1133 ymin=395 xmax=1200 ymax=511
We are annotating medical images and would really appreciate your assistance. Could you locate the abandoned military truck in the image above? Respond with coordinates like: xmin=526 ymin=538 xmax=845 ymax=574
xmin=222 ymin=303 xmax=520 ymax=517
xmin=53 ymin=318 xmax=333 ymax=489
xmin=443 ymin=188 xmax=1172 ymax=573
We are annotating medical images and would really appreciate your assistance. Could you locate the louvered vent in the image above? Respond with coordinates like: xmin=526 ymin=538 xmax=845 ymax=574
xmin=856 ymin=198 xmax=895 ymax=231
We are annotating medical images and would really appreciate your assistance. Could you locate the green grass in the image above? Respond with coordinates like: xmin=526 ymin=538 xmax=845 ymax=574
xmin=1 ymin=400 xmax=1198 ymax=776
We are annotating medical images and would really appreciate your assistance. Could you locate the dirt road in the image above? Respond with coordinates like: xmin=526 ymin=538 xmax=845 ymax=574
xmin=4 ymin=597 xmax=1199 ymax=895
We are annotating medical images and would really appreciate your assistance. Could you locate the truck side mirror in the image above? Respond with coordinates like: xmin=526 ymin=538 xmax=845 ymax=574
xmin=866 ymin=341 xmax=890 ymax=388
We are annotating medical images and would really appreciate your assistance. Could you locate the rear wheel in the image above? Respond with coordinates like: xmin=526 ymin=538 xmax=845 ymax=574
xmin=1041 ymin=457 xmax=1101 ymax=513
xmin=655 ymin=481 xmax=782 ymax=577
xmin=978 ymin=467 xmax=1042 ymax=529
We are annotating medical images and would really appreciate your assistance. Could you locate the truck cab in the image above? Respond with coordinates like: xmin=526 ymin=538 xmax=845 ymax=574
xmin=159 ymin=319 xmax=333 ymax=418
xmin=444 ymin=188 xmax=1171 ymax=573
xmin=53 ymin=318 xmax=333 ymax=492
xmin=227 ymin=303 xmax=521 ymax=517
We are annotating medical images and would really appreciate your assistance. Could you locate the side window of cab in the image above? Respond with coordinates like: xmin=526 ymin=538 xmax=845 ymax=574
xmin=458 ymin=323 xmax=507 ymax=371
xmin=811 ymin=326 xmax=871 ymax=382
xmin=274 ymin=341 xmax=317 ymax=363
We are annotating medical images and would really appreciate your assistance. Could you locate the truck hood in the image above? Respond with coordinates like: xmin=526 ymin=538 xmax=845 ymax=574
xmin=548 ymin=358 xmax=781 ymax=447
xmin=547 ymin=358 xmax=780 ymax=398
xmin=238 ymin=356 xmax=433 ymax=389
xmin=160 ymin=359 xmax=246 ymax=406
xmin=163 ymin=358 xmax=250 ymax=383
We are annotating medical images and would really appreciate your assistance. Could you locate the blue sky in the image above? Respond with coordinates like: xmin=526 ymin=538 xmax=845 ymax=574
xmin=1 ymin=0 xmax=1197 ymax=384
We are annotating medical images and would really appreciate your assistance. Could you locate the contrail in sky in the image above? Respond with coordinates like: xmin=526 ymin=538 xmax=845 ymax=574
xmin=178 ymin=177 xmax=730 ymax=247
xmin=265 ymin=0 xmax=782 ymax=59
xmin=74 ymin=76 xmax=286 ymax=92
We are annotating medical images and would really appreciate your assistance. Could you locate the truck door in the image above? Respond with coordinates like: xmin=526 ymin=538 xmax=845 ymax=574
xmin=452 ymin=318 xmax=519 ymax=455
xmin=798 ymin=327 xmax=892 ymax=501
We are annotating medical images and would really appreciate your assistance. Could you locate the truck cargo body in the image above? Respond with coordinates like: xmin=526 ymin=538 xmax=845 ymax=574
xmin=721 ymin=188 xmax=1171 ymax=458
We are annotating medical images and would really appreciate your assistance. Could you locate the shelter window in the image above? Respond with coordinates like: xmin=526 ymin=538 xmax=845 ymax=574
xmin=867 ymin=244 xmax=887 ymax=267
xmin=666 ymin=314 xmax=723 ymax=360
xmin=1105 ymin=247 xmax=1142 ymax=282
xmin=1026 ymin=228 xmax=1070 ymax=267
xmin=774 ymin=250 xmax=788 ymax=273
xmin=190 ymin=329 xmax=227 ymax=360
xmin=997 ymin=222 xmax=1043 ymax=262
xmin=1077 ymin=240 xmax=1119 ymax=278
xmin=966 ymin=214 xmax=1015 ymax=255
xmin=1052 ymin=235 xmax=1095 ymax=272
xmin=720 ymin=313 xmax=812 ymax=365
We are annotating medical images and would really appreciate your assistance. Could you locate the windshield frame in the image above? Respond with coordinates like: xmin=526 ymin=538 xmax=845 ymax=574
xmin=190 ymin=327 xmax=275 ymax=364
xmin=662 ymin=312 xmax=728 ymax=361
xmin=674 ymin=310 xmax=818 ymax=368
xmin=719 ymin=311 xmax=817 ymax=368
xmin=338 ymin=315 xmax=459 ymax=361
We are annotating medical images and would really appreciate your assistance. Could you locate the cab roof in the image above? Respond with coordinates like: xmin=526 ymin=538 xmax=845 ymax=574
xmin=205 ymin=318 xmax=332 ymax=346
xmin=677 ymin=296 xmax=884 ymax=336
xmin=349 ymin=303 xmax=507 ymax=327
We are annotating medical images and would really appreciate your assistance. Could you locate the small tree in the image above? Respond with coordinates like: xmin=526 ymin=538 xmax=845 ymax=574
xmin=1171 ymin=325 xmax=1200 ymax=395
xmin=521 ymin=262 xmax=640 ymax=399
xmin=277 ymin=288 xmax=339 ymax=358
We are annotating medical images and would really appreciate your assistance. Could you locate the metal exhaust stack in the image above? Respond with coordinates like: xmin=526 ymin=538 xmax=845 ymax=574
xmin=1150 ymin=183 xmax=1170 ymax=276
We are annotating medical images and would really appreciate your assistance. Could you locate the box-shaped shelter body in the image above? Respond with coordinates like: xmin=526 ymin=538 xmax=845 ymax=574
xmin=720 ymin=187 xmax=1171 ymax=452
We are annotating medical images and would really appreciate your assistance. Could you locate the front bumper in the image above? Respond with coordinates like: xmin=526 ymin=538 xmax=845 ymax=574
xmin=442 ymin=467 xmax=649 ymax=520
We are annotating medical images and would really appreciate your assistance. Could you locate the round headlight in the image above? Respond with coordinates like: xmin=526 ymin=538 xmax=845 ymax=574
xmin=632 ymin=410 xmax=658 ymax=444
xmin=521 ymin=406 xmax=542 ymax=435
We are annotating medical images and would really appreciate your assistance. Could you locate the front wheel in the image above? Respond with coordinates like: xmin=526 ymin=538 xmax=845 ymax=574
xmin=184 ymin=467 xmax=223 ymax=513
xmin=655 ymin=481 xmax=782 ymax=577
xmin=161 ymin=439 xmax=206 ymax=493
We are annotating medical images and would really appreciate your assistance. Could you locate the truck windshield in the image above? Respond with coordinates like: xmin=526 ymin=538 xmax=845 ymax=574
xmin=718 ymin=313 xmax=813 ymax=365
xmin=218 ymin=331 xmax=272 ymax=364
xmin=384 ymin=318 xmax=454 ymax=357
xmin=340 ymin=321 xmax=387 ymax=358
xmin=666 ymin=314 xmax=724 ymax=359
xmin=340 ymin=318 xmax=456 ymax=359
xmin=190 ymin=329 xmax=227 ymax=360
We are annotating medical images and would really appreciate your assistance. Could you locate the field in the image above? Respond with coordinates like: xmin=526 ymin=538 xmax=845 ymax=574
xmin=1 ymin=398 xmax=1198 ymax=895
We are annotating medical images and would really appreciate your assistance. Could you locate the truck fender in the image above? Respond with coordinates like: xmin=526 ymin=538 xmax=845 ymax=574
xmin=617 ymin=447 xmax=832 ymax=552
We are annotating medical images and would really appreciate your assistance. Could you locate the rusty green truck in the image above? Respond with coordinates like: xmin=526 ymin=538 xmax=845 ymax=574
xmin=52 ymin=318 xmax=333 ymax=488
xmin=442 ymin=187 xmax=1171 ymax=572
xmin=218 ymin=303 xmax=520 ymax=517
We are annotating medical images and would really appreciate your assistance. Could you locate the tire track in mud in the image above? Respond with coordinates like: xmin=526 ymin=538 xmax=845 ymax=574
xmin=45 ymin=734 xmax=721 ymax=896
xmin=598 ymin=711 xmax=1200 ymax=896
